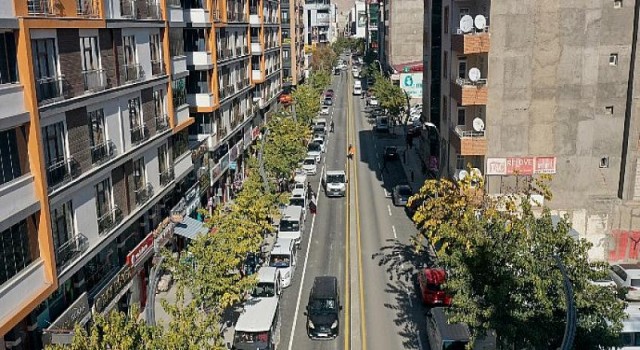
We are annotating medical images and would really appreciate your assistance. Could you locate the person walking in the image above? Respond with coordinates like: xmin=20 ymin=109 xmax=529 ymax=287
xmin=309 ymin=195 xmax=317 ymax=215
xmin=330 ymin=120 xmax=335 ymax=132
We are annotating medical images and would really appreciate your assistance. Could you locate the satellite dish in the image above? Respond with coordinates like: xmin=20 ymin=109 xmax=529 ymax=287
xmin=474 ymin=15 xmax=487 ymax=31
xmin=460 ymin=15 xmax=474 ymax=33
xmin=468 ymin=67 xmax=481 ymax=82
xmin=457 ymin=169 xmax=469 ymax=181
xmin=472 ymin=118 xmax=485 ymax=132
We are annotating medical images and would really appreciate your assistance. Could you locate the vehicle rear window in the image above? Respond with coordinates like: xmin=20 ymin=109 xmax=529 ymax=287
xmin=290 ymin=198 xmax=304 ymax=207
xmin=308 ymin=143 xmax=321 ymax=152
xmin=630 ymin=279 xmax=640 ymax=287
xmin=398 ymin=187 xmax=412 ymax=196
xmin=270 ymin=254 xmax=291 ymax=268
xmin=279 ymin=220 xmax=299 ymax=232
xmin=327 ymin=175 xmax=345 ymax=183
xmin=303 ymin=159 xmax=315 ymax=165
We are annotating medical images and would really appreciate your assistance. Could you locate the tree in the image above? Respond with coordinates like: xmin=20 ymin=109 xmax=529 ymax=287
xmin=369 ymin=71 xmax=406 ymax=117
xmin=291 ymin=84 xmax=321 ymax=124
xmin=310 ymin=45 xmax=337 ymax=73
xmin=408 ymin=174 xmax=626 ymax=349
xmin=308 ymin=71 xmax=331 ymax=95
xmin=263 ymin=112 xmax=310 ymax=179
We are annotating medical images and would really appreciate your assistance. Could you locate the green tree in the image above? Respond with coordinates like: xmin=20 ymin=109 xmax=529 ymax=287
xmin=308 ymin=71 xmax=331 ymax=95
xmin=263 ymin=112 xmax=310 ymax=179
xmin=369 ymin=71 xmax=406 ymax=117
xmin=291 ymin=84 xmax=321 ymax=124
xmin=310 ymin=45 xmax=337 ymax=73
xmin=408 ymin=175 xmax=626 ymax=349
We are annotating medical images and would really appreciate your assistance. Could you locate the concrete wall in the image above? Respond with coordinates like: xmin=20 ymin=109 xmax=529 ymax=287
xmin=388 ymin=0 xmax=423 ymax=66
xmin=484 ymin=0 xmax=638 ymax=261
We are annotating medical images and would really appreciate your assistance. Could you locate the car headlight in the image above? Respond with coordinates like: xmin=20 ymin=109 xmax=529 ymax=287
xmin=308 ymin=320 xmax=315 ymax=329
xmin=331 ymin=321 xmax=338 ymax=329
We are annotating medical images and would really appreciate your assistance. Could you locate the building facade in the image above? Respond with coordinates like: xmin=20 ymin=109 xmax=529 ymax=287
xmin=303 ymin=0 xmax=337 ymax=45
xmin=347 ymin=1 xmax=365 ymax=39
xmin=0 ymin=0 xmax=282 ymax=348
xmin=424 ymin=0 xmax=640 ymax=262
xmin=380 ymin=0 xmax=423 ymax=79
xmin=281 ymin=0 xmax=305 ymax=91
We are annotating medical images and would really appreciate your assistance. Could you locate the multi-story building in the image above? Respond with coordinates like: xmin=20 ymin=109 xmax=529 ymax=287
xmin=303 ymin=0 xmax=337 ymax=45
xmin=380 ymin=0 xmax=423 ymax=86
xmin=347 ymin=1 xmax=365 ymax=39
xmin=424 ymin=0 xmax=640 ymax=262
xmin=1 ymin=0 xmax=281 ymax=347
xmin=281 ymin=0 xmax=305 ymax=91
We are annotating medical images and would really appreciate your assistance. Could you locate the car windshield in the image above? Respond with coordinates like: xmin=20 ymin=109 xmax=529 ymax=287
xmin=314 ymin=139 xmax=324 ymax=145
xmin=252 ymin=282 xmax=276 ymax=297
xmin=308 ymin=143 xmax=321 ymax=152
xmin=303 ymin=159 xmax=315 ymax=165
xmin=279 ymin=220 xmax=299 ymax=232
xmin=631 ymin=279 xmax=640 ymax=287
xmin=309 ymin=298 xmax=337 ymax=312
xmin=379 ymin=118 xmax=388 ymax=125
xmin=270 ymin=254 xmax=291 ymax=268
xmin=398 ymin=187 xmax=412 ymax=196
xmin=234 ymin=331 xmax=270 ymax=344
xmin=327 ymin=174 xmax=345 ymax=183
xmin=290 ymin=198 xmax=304 ymax=207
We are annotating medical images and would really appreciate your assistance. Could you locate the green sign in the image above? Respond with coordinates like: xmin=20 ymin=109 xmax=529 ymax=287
xmin=403 ymin=67 xmax=410 ymax=73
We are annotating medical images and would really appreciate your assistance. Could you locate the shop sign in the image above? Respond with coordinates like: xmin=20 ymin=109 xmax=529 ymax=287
xmin=400 ymin=73 xmax=423 ymax=98
xmin=252 ymin=126 xmax=261 ymax=140
xmin=154 ymin=220 xmax=174 ymax=250
xmin=486 ymin=156 xmax=557 ymax=176
xmin=45 ymin=292 xmax=90 ymax=336
xmin=185 ymin=182 xmax=200 ymax=215
xmin=126 ymin=232 xmax=154 ymax=268
xmin=93 ymin=266 xmax=134 ymax=314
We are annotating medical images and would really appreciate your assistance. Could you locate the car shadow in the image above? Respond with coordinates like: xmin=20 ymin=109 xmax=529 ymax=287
xmin=357 ymin=129 xmax=408 ymax=195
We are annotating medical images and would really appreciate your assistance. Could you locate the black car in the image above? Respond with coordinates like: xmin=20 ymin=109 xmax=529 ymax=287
xmin=383 ymin=146 xmax=399 ymax=161
xmin=392 ymin=184 xmax=413 ymax=206
xmin=323 ymin=98 xmax=333 ymax=106
xmin=306 ymin=276 xmax=341 ymax=339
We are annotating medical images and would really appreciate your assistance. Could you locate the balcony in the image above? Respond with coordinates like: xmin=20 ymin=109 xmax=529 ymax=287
xmin=449 ymin=125 xmax=487 ymax=156
xmin=451 ymin=78 xmax=488 ymax=106
xmin=146 ymin=2 xmax=162 ymax=19
xmin=151 ymin=59 xmax=164 ymax=76
xmin=175 ymin=103 xmax=190 ymax=125
xmin=251 ymin=41 xmax=262 ymax=54
xmin=77 ymin=0 xmax=99 ymax=17
xmin=452 ymin=28 xmax=490 ymax=54
xmin=97 ymin=206 xmax=123 ymax=235
xmin=250 ymin=14 xmax=260 ymax=25
xmin=130 ymin=124 xmax=149 ymax=145
xmin=135 ymin=182 xmax=154 ymax=205
xmin=27 ymin=0 xmax=54 ymax=15
xmin=155 ymin=114 xmax=169 ymax=132
xmin=171 ymin=56 xmax=188 ymax=76
xmin=124 ymin=63 xmax=143 ymax=83
xmin=0 ymin=175 xmax=39 ymax=228
xmin=184 ymin=8 xmax=210 ymax=25
xmin=47 ymin=157 xmax=80 ymax=192
xmin=160 ymin=167 xmax=175 ymax=186
xmin=0 ymin=85 xmax=29 ymax=126
xmin=0 ymin=260 xmax=49 ymax=327
xmin=36 ymin=75 xmax=65 ymax=105
xmin=91 ymin=140 xmax=116 ymax=164
xmin=174 ymin=151 xmax=194 ymax=181
xmin=188 ymin=92 xmax=215 ymax=108
xmin=186 ymin=51 xmax=214 ymax=69
xmin=82 ymin=69 xmax=107 ymax=92
xmin=55 ymin=233 xmax=89 ymax=273
xmin=120 ymin=0 xmax=136 ymax=18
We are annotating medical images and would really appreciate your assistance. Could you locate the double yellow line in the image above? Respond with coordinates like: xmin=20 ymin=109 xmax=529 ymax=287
xmin=344 ymin=67 xmax=367 ymax=350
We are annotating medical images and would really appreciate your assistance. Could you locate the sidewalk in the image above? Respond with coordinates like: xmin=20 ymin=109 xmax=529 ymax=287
xmin=398 ymin=130 xmax=431 ymax=192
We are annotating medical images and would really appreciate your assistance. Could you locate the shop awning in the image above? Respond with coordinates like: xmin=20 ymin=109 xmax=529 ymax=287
xmin=174 ymin=216 xmax=208 ymax=240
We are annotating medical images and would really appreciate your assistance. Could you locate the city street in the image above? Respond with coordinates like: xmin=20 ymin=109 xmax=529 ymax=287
xmin=278 ymin=63 xmax=429 ymax=350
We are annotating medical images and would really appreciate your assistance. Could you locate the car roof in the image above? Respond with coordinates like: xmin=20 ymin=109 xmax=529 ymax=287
xmin=423 ymin=268 xmax=446 ymax=284
xmin=271 ymin=238 xmax=294 ymax=255
xmin=326 ymin=170 xmax=346 ymax=175
xmin=304 ymin=156 xmax=316 ymax=162
xmin=282 ymin=205 xmax=302 ymax=218
xmin=256 ymin=267 xmax=279 ymax=283
xmin=235 ymin=298 xmax=279 ymax=332
xmin=291 ymin=189 xmax=305 ymax=197
xmin=311 ymin=276 xmax=338 ymax=298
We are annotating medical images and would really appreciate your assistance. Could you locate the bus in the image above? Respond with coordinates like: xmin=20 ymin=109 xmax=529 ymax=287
xmin=426 ymin=307 xmax=495 ymax=350
xmin=231 ymin=297 xmax=280 ymax=350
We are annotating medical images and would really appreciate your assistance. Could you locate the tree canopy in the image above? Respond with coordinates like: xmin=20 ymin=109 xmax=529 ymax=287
xmin=263 ymin=112 xmax=310 ymax=179
xmin=408 ymin=174 xmax=626 ymax=349
xmin=369 ymin=71 xmax=406 ymax=117
xmin=291 ymin=82 xmax=321 ymax=124
xmin=309 ymin=45 xmax=337 ymax=73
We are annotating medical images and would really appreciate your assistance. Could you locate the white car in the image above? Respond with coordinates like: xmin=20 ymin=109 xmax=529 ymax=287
xmin=307 ymin=142 xmax=322 ymax=163
xmin=312 ymin=137 xmax=326 ymax=153
xmin=410 ymin=104 xmax=423 ymax=114
xmin=353 ymin=86 xmax=362 ymax=95
xmin=369 ymin=97 xmax=379 ymax=106
xmin=610 ymin=264 xmax=640 ymax=301
xmin=302 ymin=156 xmax=318 ymax=175
xmin=320 ymin=106 xmax=330 ymax=115
xmin=293 ymin=168 xmax=307 ymax=184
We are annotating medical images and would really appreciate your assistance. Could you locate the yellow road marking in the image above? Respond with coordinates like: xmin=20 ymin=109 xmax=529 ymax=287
xmin=344 ymin=71 xmax=351 ymax=350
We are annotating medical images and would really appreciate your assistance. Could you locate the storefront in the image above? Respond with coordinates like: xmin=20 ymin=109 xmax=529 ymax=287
xmin=42 ymin=292 xmax=92 ymax=346
xmin=125 ymin=231 xmax=155 ymax=310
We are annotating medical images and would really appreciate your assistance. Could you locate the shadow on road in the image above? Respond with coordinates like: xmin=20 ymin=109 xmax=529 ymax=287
xmin=382 ymin=280 xmax=429 ymax=350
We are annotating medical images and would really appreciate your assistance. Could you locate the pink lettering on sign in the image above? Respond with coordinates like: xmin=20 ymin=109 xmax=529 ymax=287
xmin=506 ymin=157 xmax=534 ymax=175
xmin=534 ymin=157 xmax=557 ymax=174
xmin=486 ymin=158 xmax=507 ymax=175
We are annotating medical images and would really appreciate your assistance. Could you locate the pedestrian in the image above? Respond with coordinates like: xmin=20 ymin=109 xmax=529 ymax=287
xmin=309 ymin=195 xmax=317 ymax=215
xmin=330 ymin=120 xmax=335 ymax=132
xmin=307 ymin=182 xmax=313 ymax=199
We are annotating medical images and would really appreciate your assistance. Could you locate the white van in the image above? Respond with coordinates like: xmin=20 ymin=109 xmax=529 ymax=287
xmin=289 ymin=189 xmax=307 ymax=220
xmin=269 ymin=238 xmax=297 ymax=288
xmin=353 ymin=86 xmax=362 ymax=96
xmin=250 ymin=267 xmax=282 ymax=299
xmin=278 ymin=206 xmax=304 ymax=247
xmin=354 ymin=80 xmax=362 ymax=88
xmin=616 ymin=305 xmax=640 ymax=349
xmin=323 ymin=170 xmax=346 ymax=197
xmin=231 ymin=297 xmax=280 ymax=350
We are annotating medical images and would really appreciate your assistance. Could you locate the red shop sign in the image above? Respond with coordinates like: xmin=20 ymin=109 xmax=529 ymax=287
xmin=126 ymin=232 xmax=154 ymax=268
xmin=506 ymin=157 xmax=534 ymax=176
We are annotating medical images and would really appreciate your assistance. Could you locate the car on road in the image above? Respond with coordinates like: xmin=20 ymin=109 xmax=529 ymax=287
xmin=353 ymin=86 xmax=362 ymax=95
xmin=375 ymin=116 xmax=389 ymax=133
xmin=417 ymin=268 xmax=453 ymax=307
xmin=323 ymin=97 xmax=333 ymax=106
xmin=392 ymin=184 xmax=412 ymax=206
xmin=250 ymin=267 xmax=282 ymax=299
xmin=312 ymin=137 xmax=326 ymax=153
xmin=307 ymin=142 xmax=322 ymax=163
xmin=293 ymin=168 xmax=307 ymax=184
xmin=323 ymin=170 xmax=347 ymax=197
xmin=326 ymin=89 xmax=334 ymax=94
xmin=269 ymin=238 xmax=297 ymax=288
xmin=305 ymin=276 xmax=342 ymax=340
xmin=610 ymin=264 xmax=640 ymax=301
xmin=314 ymin=117 xmax=327 ymax=128
xmin=383 ymin=146 xmax=399 ymax=161
xmin=302 ymin=156 xmax=318 ymax=175
xmin=320 ymin=106 xmax=330 ymax=115
xmin=369 ymin=96 xmax=379 ymax=106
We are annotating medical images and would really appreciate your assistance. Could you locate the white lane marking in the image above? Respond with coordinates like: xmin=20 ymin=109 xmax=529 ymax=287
xmin=384 ymin=189 xmax=390 ymax=198
xmin=392 ymin=225 xmax=397 ymax=239
xmin=287 ymin=166 xmax=324 ymax=350
xmin=387 ymin=205 xmax=392 ymax=216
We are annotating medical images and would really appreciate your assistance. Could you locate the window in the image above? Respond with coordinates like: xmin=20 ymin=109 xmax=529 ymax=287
xmin=283 ymin=49 xmax=290 ymax=60
xmin=32 ymin=38 xmax=60 ymax=101
xmin=95 ymin=178 xmax=112 ymax=219
xmin=456 ymin=155 xmax=465 ymax=170
xmin=149 ymin=34 xmax=161 ymax=63
xmin=610 ymin=53 xmax=618 ymax=66
xmin=158 ymin=143 xmax=169 ymax=174
xmin=133 ymin=157 xmax=146 ymax=191
xmin=600 ymin=157 xmax=609 ymax=168
xmin=123 ymin=35 xmax=137 ymax=66
xmin=614 ymin=0 xmax=623 ymax=8
xmin=457 ymin=108 xmax=466 ymax=126
xmin=51 ymin=201 xmax=74 ymax=254
xmin=605 ymin=106 xmax=614 ymax=115
xmin=282 ymin=29 xmax=290 ymax=40
xmin=88 ymin=108 xmax=108 ymax=162
xmin=169 ymin=28 xmax=184 ymax=57
xmin=0 ymin=128 xmax=22 ymax=185
xmin=171 ymin=130 xmax=189 ymax=160
xmin=128 ymin=97 xmax=142 ymax=130
xmin=80 ymin=36 xmax=100 ymax=72
xmin=153 ymin=90 xmax=164 ymax=119
xmin=43 ymin=122 xmax=67 ymax=170
xmin=192 ymin=113 xmax=214 ymax=134
xmin=459 ymin=8 xmax=470 ymax=20
xmin=0 ymin=32 xmax=18 ymax=84
xmin=282 ymin=9 xmax=289 ymax=21
xmin=443 ymin=6 xmax=449 ymax=34
xmin=442 ymin=96 xmax=448 ymax=124
xmin=458 ymin=58 xmax=466 ymax=80
xmin=172 ymin=77 xmax=187 ymax=107
xmin=0 ymin=218 xmax=37 ymax=285
xmin=443 ymin=51 xmax=448 ymax=78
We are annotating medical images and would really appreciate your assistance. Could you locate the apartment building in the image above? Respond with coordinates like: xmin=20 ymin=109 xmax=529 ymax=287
xmin=424 ymin=0 xmax=640 ymax=262
xmin=303 ymin=0 xmax=337 ymax=45
xmin=281 ymin=0 xmax=305 ymax=91
xmin=379 ymin=0 xmax=423 ymax=83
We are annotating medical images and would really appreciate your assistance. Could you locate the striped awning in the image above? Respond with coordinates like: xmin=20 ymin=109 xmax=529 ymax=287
xmin=173 ymin=216 xmax=207 ymax=240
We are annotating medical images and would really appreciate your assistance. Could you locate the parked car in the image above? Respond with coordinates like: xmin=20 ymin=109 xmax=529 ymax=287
xmin=383 ymin=146 xmax=399 ymax=161
xmin=323 ymin=98 xmax=333 ymax=106
xmin=320 ymin=106 xmax=330 ymax=115
xmin=610 ymin=264 xmax=640 ymax=301
xmin=369 ymin=96 xmax=379 ymax=106
xmin=307 ymin=142 xmax=322 ymax=163
xmin=312 ymin=137 xmax=326 ymax=153
xmin=417 ymin=268 xmax=453 ymax=307
xmin=302 ymin=156 xmax=318 ymax=175
xmin=375 ymin=116 xmax=389 ymax=133
xmin=392 ymin=184 xmax=412 ymax=206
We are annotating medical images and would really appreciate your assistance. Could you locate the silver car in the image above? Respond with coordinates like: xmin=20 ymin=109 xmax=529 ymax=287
xmin=392 ymin=184 xmax=412 ymax=206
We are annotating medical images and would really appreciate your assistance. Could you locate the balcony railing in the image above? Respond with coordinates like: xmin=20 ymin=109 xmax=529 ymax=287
xmin=151 ymin=59 xmax=164 ymax=76
xmin=160 ymin=167 xmax=175 ymax=186
xmin=28 ymin=0 xmax=54 ymax=15
xmin=97 ymin=206 xmax=123 ymax=235
xmin=91 ymin=140 xmax=116 ymax=164
xmin=135 ymin=182 xmax=154 ymax=205
xmin=155 ymin=114 xmax=169 ymax=132
xmin=77 ymin=0 xmax=98 ymax=16
xmin=453 ymin=125 xmax=485 ymax=138
xmin=82 ymin=69 xmax=107 ymax=92
xmin=455 ymin=77 xmax=488 ymax=87
xmin=47 ymin=157 xmax=80 ymax=191
xmin=124 ymin=63 xmax=143 ymax=82
xmin=130 ymin=124 xmax=149 ymax=145
xmin=36 ymin=75 xmax=65 ymax=104
xmin=120 ymin=0 xmax=136 ymax=18
xmin=250 ymin=5 xmax=258 ymax=14
xmin=212 ymin=9 xmax=221 ymax=21
xmin=167 ymin=0 xmax=181 ymax=6
xmin=146 ymin=1 xmax=161 ymax=19
xmin=55 ymin=233 xmax=89 ymax=273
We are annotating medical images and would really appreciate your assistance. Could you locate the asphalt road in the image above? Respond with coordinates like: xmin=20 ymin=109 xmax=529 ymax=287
xmin=278 ymin=61 xmax=429 ymax=350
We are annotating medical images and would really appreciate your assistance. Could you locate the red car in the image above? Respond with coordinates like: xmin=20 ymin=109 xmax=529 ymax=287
xmin=417 ymin=268 xmax=452 ymax=306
